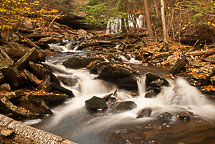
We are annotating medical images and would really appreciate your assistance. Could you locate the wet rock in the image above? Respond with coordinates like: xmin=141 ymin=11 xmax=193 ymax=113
xmin=23 ymin=69 xmax=41 ymax=86
xmin=50 ymin=83 xmax=74 ymax=97
xmin=88 ymin=61 xmax=138 ymax=89
xmin=14 ymin=48 xmax=40 ymax=70
xmin=29 ymin=61 xmax=60 ymax=85
xmin=0 ymin=83 xmax=11 ymax=91
xmin=18 ymin=95 xmax=52 ymax=115
xmin=35 ymin=94 xmax=68 ymax=106
xmin=63 ymin=56 xmax=103 ymax=69
xmin=38 ymin=75 xmax=52 ymax=92
xmin=113 ymin=101 xmax=137 ymax=112
xmin=170 ymin=57 xmax=187 ymax=75
xmin=0 ymin=72 xmax=4 ymax=83
xmin=0 ymin=49 xmax=14 ymax=70
xmin=85 ymin=96 xmax=107 ymax=111
xmin=145 ymin=90 xmax=157 ymax=98
xmin=145 ymin=72 xmax=169 ymax=89
xmin=36 ymin=37 xmax=58 ymax=49
xmin=1 ymin=67 xmax=22 ymax=89
xmin=0 ymin=96 xmax=35 ymax=117
xmin=157 ymin=112 xmax=172 ymax=123
xmin=57 ymin=75 xmax=79 ymax=86
xmin=176 ymin=111 xmax=193 ymax=122
xmin=136 ymin=107 xmax=152 ymax=118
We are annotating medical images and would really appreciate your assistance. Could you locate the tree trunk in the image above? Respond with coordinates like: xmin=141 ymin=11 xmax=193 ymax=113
xmin=0 ymin=114 xmax=76 ymax=144
xmin=161 ymin=0 xmax=168 ymax=43
xmin=143 ymin=0 xmax=154 ymax=39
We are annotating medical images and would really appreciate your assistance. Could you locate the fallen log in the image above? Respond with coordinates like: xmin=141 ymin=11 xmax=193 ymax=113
xmin=0 ymin=114 xmax=76 ymax=144
xmin=187 ymin=49 xmax=215 ymax=57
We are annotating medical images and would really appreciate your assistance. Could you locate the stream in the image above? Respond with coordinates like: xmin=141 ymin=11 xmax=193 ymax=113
xmin=25 ymin=45 xmax=215 ymax=144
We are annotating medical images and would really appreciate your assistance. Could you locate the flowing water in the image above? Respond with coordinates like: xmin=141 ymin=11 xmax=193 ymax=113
xmin=28 ymin=45 xmax=215 ymax=144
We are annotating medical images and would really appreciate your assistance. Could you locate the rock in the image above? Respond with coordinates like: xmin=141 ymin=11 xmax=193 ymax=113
xmin=34 ymin=94 xmax=68 ymax=106
xmin=57 ymin=75 xmax=79 ymax=86
xmin=0 ymin=49 xmax=14 ymax=70
xmin=85 ymin=96 xmax=107 ymax=111
xmin=145 ymin=72 xmax=169 ymax=89
xmin=29 ymin=61 xmax=47 ymax=79
xmin=63 ymin=56 xmax=103 ymax=69
xmin=170 ymin=57 xmax=187 ymax=75
xmin=29 ymin=61 xmax=60 ymax=85
xmin=88 ymin=61 xmax=138 ymax=89
xmin=145 ymin=87 xmax=161 ymax=95
xmin=4 ymin=90 xmax=24 ymax=100
xmin=0 ymin=72 xmax=4 ymax=83
xmin=36 ymin=37 xmax=58 ymax=49
xmin=23 ymin=69 xmax=41 ymax=86
xmin=145 ymin=90 xmax=157 ymax=98
xmin=113 ymin=101 xmax=137 ymax=112
xmin=157 ymin=112 xmax=172 ymax=123
xmin=14 ymin=48 xmax=40 ymax=70
xmin=37 ymin=75 xmax=52 ymax=92
xmin=18 ymin=95 xmax=52 ymax=115
xmin=176 ymin=111 xmax=193 ymax=122
xmin=136 ymin=107 xmax=152 ymax=118
xmin=50 ymin=83 xmax=74 ymax=97
xmin=0 ymin=96 xmax=35 ymax=117
xmin=0 ymin=83 xmax=11 ymax=91
xmin=1 ymin=67 xmax=22 ymax=89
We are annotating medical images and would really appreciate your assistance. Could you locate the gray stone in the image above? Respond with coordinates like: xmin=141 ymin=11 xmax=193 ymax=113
xmin=113 ymin=101 xmax=137 ymax=112
xmin=85 ymin=96 xmax=107 ymax=111
xmin=14 ymin=48 xmax=39 ymax=70
xmin=136 ymin=107 xmax=152 ymax=118
xmin=157 ymin=112 xmax=172 ymax=123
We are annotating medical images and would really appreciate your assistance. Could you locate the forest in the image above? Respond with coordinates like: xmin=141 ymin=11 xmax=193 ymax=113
xmin=0 ymin=0 xmax=215 ymax=144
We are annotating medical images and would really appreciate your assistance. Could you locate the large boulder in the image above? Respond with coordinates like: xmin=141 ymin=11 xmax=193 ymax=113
xmin=88 ymin=61 xmax=138 ymax=89
xmin=113 ymin=101 xmax=137 ymax=112
xmin=14 ymin=48 xmax=40 ymax=70
xmin=85 ymin=96 xmax=107 ymax=111
xmin=63 ymin=56 xmax=103 ymax=69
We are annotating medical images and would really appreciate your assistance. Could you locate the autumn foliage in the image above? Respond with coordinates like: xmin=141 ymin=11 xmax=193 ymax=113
xmin=0 ymin=0 xmax=60 ymax=30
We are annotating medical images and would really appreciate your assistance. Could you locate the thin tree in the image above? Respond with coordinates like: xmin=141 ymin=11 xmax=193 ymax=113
xmin=161 ymin=0 xmax=168 ymax=43
xmin=143 ymin=0 xmax=154 ymax=39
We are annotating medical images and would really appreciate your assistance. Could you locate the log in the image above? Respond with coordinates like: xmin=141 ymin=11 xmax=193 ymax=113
xmin=187 ymin=49 xmax=215 ymax=57
xmin=0 ymin=114 xmax=76 ymax=144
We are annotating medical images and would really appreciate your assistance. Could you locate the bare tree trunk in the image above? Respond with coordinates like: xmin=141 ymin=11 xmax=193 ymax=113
xmin=0 ymin=114 xmax=76 ymax=144
xmin=161 ymin=0 xmax=168 ymax=43
xmin=143 ymin=0 xmax=154 ymax=39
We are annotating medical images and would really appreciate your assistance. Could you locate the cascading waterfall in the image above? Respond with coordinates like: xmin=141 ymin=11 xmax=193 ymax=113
xmin=27 ymin=44 xmax=215 ymax=143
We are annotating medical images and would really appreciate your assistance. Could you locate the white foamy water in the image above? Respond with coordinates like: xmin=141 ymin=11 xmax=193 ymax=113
xmin=29 ymin=57 xmax=215 ymax=144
